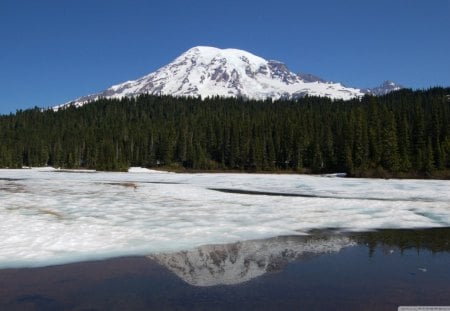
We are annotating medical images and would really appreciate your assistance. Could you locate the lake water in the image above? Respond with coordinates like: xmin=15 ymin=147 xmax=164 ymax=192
xmin=0 ymin=229 xmax=449 ymax=310
xmin=1 ymin=168 xmax=449 ymax=268
xmin=0 ymin=168 xmax=449 ymax=309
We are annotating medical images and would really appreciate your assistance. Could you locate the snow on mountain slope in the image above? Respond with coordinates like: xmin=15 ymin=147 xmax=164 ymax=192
xmin=58 ymin=46 xmax=395 ymax=108
xmin=361 ymin=80 xmax=404 ymax=96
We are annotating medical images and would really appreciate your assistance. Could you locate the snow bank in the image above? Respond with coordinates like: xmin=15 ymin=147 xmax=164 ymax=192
xmin=128 ymin=167 xmax=170 ymax=173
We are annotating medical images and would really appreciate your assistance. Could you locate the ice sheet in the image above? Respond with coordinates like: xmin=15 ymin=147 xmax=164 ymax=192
xmin=0 ymin=169 xmax=449 ymax=268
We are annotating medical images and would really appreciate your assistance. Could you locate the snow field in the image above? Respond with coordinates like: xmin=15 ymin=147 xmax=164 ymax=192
xmin=0 ymin=168 xmax=449 ymax=268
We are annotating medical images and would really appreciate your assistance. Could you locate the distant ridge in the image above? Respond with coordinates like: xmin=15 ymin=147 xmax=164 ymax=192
xmin=362 ymin=80 xmax=404 ymax=96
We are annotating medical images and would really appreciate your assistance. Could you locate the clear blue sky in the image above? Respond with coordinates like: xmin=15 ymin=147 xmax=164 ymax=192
xmin=1 ymin=0 xmax=449 ymax=113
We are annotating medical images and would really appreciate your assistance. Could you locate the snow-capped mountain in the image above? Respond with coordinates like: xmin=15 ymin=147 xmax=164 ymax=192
xmin=361 ymin=80 xmax=404 ymax=96
xmin=297 ymin=72 xmax=327 ymax=83
xmin=58 ymin=46 xmax=402 ymax=108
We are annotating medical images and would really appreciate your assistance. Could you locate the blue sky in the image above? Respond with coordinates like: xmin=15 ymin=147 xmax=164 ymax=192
xmin=1 ymin=0 xmax=449 ymax=113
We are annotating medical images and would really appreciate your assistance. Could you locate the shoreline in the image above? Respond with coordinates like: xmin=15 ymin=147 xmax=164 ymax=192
xmin=2 ymin=165 xmax=450 ymax=180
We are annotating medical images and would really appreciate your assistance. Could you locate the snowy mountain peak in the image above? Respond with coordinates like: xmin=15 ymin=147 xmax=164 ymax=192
xmin=183 ymin=46 xmax=267 ymax=65
xmin=362 ymin=80 xmax=404 ymax=96
xmin=59 ymin=46 xmax=402 ymax=108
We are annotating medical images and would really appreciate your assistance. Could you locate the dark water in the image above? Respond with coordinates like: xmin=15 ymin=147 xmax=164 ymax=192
xmin=209 ymin=187 xmax=437 ymax=202
xmin=1 ymin=229 xmax=449 ymax=311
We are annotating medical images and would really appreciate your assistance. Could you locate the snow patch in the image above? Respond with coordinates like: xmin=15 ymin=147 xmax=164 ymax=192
xmin=128 ymin=167 xmax=170 ymax=173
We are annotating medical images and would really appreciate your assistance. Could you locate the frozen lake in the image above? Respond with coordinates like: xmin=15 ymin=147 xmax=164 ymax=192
xmin=1 ymin=168 xmax=449 ymax=268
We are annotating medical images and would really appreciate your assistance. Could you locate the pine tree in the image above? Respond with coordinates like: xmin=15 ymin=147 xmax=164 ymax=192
xmin=380 ymin=109 xmax=400 ymax=172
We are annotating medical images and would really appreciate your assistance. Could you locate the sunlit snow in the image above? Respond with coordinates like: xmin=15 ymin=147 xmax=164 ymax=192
xmin=56 ymin=46 xmax=363 ymax=109
xmin=0 ymin=168 xmax=449 ymax=268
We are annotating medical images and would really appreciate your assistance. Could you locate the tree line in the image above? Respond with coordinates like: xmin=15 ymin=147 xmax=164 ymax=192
xmin=0 ymin=88 xmax=449 ymax=178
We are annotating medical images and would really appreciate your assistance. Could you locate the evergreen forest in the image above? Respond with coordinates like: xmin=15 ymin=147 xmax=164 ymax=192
xmin=0 ymin=88 xmax=449 ymax=178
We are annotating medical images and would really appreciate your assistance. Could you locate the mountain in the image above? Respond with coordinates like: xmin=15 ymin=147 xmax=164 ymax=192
xmin=58 ymin=46 xmax=402 ymax=108
xmin=297 ymin=72 xmax=327 ymax=83
xmin=362 ymin=80 xmax=404 ymax=96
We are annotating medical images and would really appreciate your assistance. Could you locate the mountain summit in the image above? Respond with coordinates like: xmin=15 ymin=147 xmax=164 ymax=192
xmin=362 ymin=80 xmax=404 ymax=96
xmin=60 ymin=46 xmax=400 ymax=108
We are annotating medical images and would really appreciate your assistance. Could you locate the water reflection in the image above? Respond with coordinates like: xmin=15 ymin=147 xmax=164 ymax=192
xmin=352 ymin=227 xmax=450 ymax=256
xmin=150 ymin=234 xmax=355 ymax=286
xmin=151 ymin=228 xmax=450 ymax=286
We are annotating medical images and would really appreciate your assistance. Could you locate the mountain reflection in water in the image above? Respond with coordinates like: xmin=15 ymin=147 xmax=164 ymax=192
xmin=1 ymin=228 xmax=450 ymax=311
xmin=150 ymin=234 xmax=355 ymax=286
xmin=150 ymin=228 xmax=450 ymax=287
